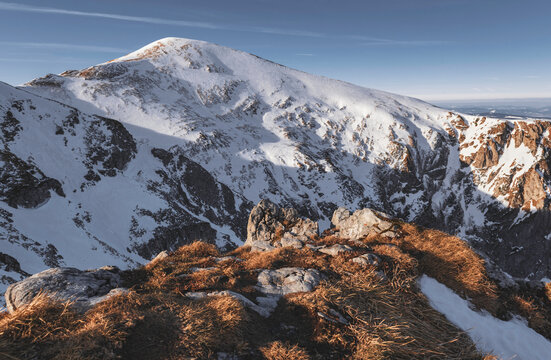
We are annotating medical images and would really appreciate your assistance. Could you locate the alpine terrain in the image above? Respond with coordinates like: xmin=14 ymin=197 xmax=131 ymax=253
xmin=1 ymin=37 xmax=550 ymax=301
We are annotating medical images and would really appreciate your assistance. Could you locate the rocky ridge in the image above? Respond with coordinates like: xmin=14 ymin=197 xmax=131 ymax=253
xmin=3 ymin=201 xmax=551 ymax=359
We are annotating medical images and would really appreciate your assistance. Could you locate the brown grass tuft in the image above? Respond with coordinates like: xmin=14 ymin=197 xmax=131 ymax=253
xmin=367 ymin=224 xmax=498 ymax=312
xmin=175 ymin=294 xmax=249 ymax=358
xmin=260 ymin=341 xmax=311 ymax=360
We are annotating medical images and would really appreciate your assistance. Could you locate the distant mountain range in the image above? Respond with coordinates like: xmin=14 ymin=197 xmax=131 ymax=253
xmin=1 ymin=38 xmax=550 ymax=299
xmin=434 ymin=98 xmax=551 ymax=120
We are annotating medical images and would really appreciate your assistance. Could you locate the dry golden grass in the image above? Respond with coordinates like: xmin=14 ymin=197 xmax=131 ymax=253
xmin=364 ymin=223 xmax=498 ymax=312
xmin=3 ymin=229 xmax=543 ymax=359
xmin=282 ymin=266 xmax=482 ymax=360
xmin=260 ymin=341 xmax=310 ymax=360
xmin=363 ymin=223 xmax=551 ymax=342
xmin=174 ymin=294 xmax=249 ymax=358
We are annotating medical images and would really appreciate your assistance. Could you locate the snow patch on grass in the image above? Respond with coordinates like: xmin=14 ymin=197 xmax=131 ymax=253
xmin=419 ymin=275 xmax=551 ymax=360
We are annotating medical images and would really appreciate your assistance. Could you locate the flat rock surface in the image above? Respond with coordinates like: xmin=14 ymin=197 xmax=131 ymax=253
xmin=256 ymin=267 xmax=321 ymax=296
xmin=352 ymin=253 xmax=381 ymax=267
xmin=5 ymin=266 xmax=123 ymax=313
xmin=318 ymin=244 xmax=353 ymax=256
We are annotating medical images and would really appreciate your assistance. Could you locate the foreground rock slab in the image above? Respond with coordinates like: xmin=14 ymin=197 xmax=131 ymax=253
xmin=256 ymin=267 xmax=322 ymax=296
xmin=5 ymin=266 xmax=125 ymax=313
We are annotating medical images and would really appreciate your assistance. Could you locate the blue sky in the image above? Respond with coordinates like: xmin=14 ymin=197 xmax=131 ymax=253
xmin=0 ymin=0 xmax=550 ymax=101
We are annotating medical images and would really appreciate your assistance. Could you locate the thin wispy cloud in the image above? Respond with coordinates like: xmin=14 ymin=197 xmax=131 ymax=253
xmin=0 ymin=2 xmax=219 ymax=29
xmin=0 ymin=41 xmax=128 ymax=53
xmin=0 ymin=57 xmax=92 ymax=63
xmin=0 ymin=2 xmax=446 ymax=47
xmin=361 ymin=39 xmax=448 ymax=46
xmin=296 ymin=53 xmax=314 ymax=56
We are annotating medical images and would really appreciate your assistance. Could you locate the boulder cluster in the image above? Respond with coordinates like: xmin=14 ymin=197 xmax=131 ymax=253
xmin=246 ymin=199 xmax=398 ymax=250
xmin=4 ymin=200 xmax=396 ymax=315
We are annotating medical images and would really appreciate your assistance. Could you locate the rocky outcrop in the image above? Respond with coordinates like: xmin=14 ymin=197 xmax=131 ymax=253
xmin=458 ymin=119 xmax=551 ymax=212
xmin=184 ymin=267 xmax=322 ymax=318
xmin=331 ymin=207 xmax=398 ymax=240
xmin=0 ymin=149 xmax=64 ymax=209
xmin=246 ymin=200 xmax=318 ymax=251
xmin=5 ymin=266 xmax=125 ymax=313
xmin=256 ymin=267 xmax=322 ymax=296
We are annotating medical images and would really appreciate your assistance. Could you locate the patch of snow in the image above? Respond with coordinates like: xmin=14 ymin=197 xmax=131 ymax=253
xmin=419 ymin=275 xmax=551 ymax=360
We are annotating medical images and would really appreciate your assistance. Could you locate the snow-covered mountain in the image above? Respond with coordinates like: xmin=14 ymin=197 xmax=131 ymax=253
xmin=0 ymin=80 xmax=251 ymax=297
xmin=2 ymin=37 xmax=549 ymax=292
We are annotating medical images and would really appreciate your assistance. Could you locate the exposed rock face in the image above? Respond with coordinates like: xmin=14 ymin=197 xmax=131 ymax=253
xmin=331 ymin=207 xmax=397 ymax=240
xmin=256 ymin=267 xmax=322 ymax=296
xmin=130 ymin=147 xmax=251 ymax=259
xmin=246 ymin=200 xmax=318 ymax=251
xmin=458 ymin=119 xmax=551 ymax=212
xmin=5 ymin=266 xmax=125 ymax=313
xmin=0 ymin=149 xmax=64 ymax=208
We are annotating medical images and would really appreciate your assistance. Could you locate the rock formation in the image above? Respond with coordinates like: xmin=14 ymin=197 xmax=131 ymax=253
xmin=5 ymin=266 xmax=125 ymax=313
xmin=245 ymin=199 xmax=318 ymax=251
xmin=331 ymin=207 xmax=398 ymax=240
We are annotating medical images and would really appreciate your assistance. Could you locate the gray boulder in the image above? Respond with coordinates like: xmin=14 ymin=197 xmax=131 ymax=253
xmin=352 ymin=253 xmax=381 ymax=267
xmin=187 ymin=290 xmax=279 ymax=318
xmin=186 ymin=267 xmax=322 ymax=318
xmin=149 ymin=250 xmax=169 ymax=264
xmin=280 ymin=233 xmax=305 ymax=249
xmin=318 ymin=244 xmax=353 ymax=256
xmin=5 ymin=266 xmax=125 ymax=313
xmin=246 ymin=200 xmax=318 ymax=251
xmin=256 ymin=267 xmax=322 ymax=296
xmin=331 ymin=207 xmax=396 ymax=240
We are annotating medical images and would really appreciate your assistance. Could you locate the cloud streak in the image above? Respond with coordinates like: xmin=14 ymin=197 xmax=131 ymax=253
xmin=0 ymin=57 xmax=92 ymax=63
xmin=0 ymin=2 xmax=446 ymax=46
xmin=361 ymin=39 xmax=448 ymax=46
xmin=0 ymin=2 xmax=219 ymax=29
xmin=0 ymin=41 xmax=128 ymax=53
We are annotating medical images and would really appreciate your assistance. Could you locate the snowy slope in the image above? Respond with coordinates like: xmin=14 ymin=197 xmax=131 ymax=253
xmin=0 ymin=81 xmax=250 ymax=300
xmin=419 ymin=275 xmax=551 ymax=360
xmin=19 ymin=37 xmax=551 ymax=279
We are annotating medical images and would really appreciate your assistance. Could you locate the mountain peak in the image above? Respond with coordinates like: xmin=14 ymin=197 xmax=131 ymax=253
xmin=113 ymin=37 xmax=209 ymax=63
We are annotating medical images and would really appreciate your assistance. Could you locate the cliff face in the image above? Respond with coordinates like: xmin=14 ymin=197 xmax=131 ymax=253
xmin=457 ymin=117 xmax=551 ymax=211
